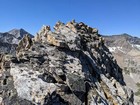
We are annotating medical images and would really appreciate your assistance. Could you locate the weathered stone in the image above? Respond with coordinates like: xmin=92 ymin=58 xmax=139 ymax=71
xmin=0 ymin=21 xmax=134 ymax=105
xmin=61 ymin=93 xmax=83 ymax=105
xmin=47 ymin=34 xmax=67 ymax=48
xmin=66 ymin=22 xmax=77 ymax=33
xmin=43 ymin=91 xmax=69 ymax=105
xmin=10 ymin=65 xmax=58 ymax=104
xmin=16 ymin=34 xmax=33 ymax=54
xmin=66 ymin=73 xmax=85 ymax=99
xmin=92 ymin=28 xmax=98 ymax=34
xmin=53 ymin=21 xmax=65 ymax=31
xmin=115 ymin=81 xmax=126 ymax=97
xmin=34 ymin=25 xmax=51 ymax=43
xmin=0 ymin=97 xmax=3 ymax=105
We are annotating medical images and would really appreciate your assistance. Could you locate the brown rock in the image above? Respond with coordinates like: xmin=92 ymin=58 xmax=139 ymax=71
xmin=66 ymin=22 xmax=77 ymax=33
xmin=47 ymin=34 xmax=60 ymax=46
xmin=16 ymin=34 xmax=33 ymax=59
xmin=92 ymin=28 xmax=98 ymax=34
xmin=34 ymin=25 xmax=51 ymax=42
xmin=47 ymin=34 xmax=68 ymax=48
xmin=53 ymin=21 xmax=65 ymax=31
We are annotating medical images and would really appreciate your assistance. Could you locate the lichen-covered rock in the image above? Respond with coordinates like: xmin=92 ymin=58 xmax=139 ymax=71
xmin=0 ymin=20 xmax=134 ymax=105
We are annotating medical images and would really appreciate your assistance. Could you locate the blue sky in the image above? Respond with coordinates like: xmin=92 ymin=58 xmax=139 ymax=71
xmin=0 ymin=0 xmax=140 ymax=37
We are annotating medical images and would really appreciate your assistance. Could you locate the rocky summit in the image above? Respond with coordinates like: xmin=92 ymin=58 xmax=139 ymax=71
xmin=0 ymin=21 xmax=133 ymax=105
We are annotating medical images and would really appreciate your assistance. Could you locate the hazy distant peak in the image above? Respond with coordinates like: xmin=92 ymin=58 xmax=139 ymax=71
xmin=121 ymin=33 xmax=130 ymax=36
xmin=103 ymin=33 xmax=140 ymax=54
xmin=8 ymin=28 xmax=33 ymax=39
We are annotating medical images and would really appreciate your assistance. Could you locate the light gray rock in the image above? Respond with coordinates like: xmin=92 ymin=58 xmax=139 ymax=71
xmin=10 ymin=65 xmax=57 ymax=104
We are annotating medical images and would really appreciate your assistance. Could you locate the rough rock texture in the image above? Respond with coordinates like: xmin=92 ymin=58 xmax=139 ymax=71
xmin=0 ymin=21 xmax=133 ymax=105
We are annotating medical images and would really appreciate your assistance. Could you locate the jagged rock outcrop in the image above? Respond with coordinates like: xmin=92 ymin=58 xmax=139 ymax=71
xmin=0 ymin=21 xmax=133 ymax=105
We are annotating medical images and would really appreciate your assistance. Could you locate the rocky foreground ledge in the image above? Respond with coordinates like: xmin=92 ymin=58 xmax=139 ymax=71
xmin=0 ymin=21 xmax=133 ymax=105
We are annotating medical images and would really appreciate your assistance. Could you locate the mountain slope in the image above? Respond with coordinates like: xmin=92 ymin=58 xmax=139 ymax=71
xmin=103 ymin=33 xmax=140 ymax=104
xmin=8 ymin=28 xmax=33 ymax=39
xmin=0 ymin=21 xmax=133 ymax=105
xmin=0 ymin=29 xmax=33 ymax=55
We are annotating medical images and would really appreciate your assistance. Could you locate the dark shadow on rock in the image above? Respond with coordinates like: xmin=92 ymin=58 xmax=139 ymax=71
xmin=44 ymin=91 xmax=69 ymax=105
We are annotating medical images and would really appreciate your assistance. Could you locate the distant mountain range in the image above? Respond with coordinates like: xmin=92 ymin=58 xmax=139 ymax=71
xmin=103 ymin=33 xmax=140 ymax=68
xmin=103 ymin=34 xmax=140 ymax=103
xmin=8 ymin=28 xmax=33 ymax=40
xmin=0 ymin=29 xmax=33 ymax=55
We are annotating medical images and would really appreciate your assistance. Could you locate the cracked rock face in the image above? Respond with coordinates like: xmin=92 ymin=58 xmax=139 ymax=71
xmin=0 ymin=21 xmax=134 ymax=105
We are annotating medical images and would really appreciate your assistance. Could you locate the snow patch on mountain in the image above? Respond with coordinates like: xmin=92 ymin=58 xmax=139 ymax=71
xmin=108 ymin=47 xmax=125 ymax=53
xmin=134 ymin=44 xmax=140 ymax=50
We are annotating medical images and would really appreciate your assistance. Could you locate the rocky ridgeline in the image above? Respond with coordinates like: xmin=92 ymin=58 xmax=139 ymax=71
xmin=0 ymin=21 xmax=133 ymax=105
